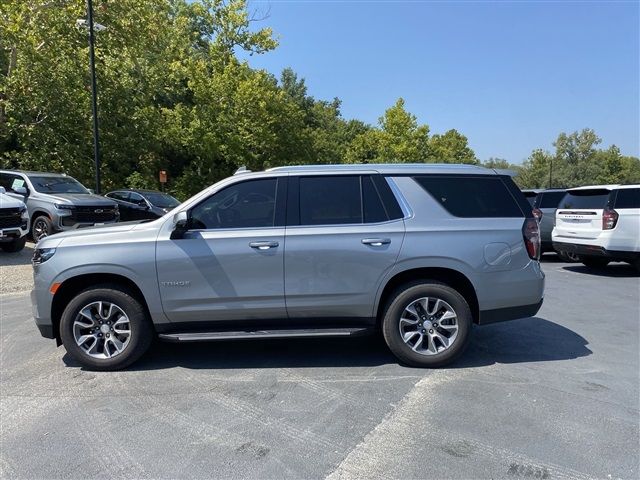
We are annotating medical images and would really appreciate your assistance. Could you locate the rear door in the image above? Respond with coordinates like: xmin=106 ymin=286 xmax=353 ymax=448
xmin=284 ymin=174 xmax=405 ymax=321
xmin=554 ymin=188 xmax=612 ymax=240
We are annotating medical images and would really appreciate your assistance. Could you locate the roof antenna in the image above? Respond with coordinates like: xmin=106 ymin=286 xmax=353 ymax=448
xmin=234 ymin=166 xmax=251 ymax=175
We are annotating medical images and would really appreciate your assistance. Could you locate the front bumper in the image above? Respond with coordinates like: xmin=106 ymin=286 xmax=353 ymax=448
xmin=553 ymin=242 xmax=639 ymax=262
xmin=0 ymin=225 xmax=28 ymax=242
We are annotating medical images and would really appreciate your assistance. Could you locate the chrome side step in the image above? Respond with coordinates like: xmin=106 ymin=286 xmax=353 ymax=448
xmin=158 ymin=327 xmax=372 ymax=342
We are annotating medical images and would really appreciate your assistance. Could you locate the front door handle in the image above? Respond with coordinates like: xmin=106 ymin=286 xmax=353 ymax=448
xmin=361 ymin=238 xmax=391 ymax=246
xmin=249 ymin=241 xmax=279 ymax=250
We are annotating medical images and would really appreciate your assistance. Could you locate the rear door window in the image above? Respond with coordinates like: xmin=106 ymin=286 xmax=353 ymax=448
xmin=414 ymin=176 xmax=523 ymax=218
xmin=538 ymin=191 xmax=566 ymax=209
xmin=299 ymin=176 xmax=362 ymax=225
xmin=559 ymin=190 xmax=611 ymax=210
xmin=613 ymin=188 xmax=640 ymax=209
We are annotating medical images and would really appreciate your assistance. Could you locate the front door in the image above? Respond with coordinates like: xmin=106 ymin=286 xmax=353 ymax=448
xmin=156 ymin=177 xmax=286 ymax=324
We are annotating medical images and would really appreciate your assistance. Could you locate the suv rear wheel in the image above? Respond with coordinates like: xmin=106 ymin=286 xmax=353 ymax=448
xmin=60 ymin=285 xmax=153 ymax=371
xmin=581 ymin=256 xmax=610 ymax=269
xmin=382 ymin=281 xmax=472 ymax=367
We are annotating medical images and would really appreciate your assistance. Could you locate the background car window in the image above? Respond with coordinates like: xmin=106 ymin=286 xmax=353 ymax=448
xmin=0 ymin=173 xmax=24 ymax=192
xmin=129 ymin=192 xmax=146 ymax=205
xmin=613 ymin=188 xmax=640 ymax=209
xmin=109 ymin=192 xmax=130 ymax=202
xmin=538 ymin=191 xmax=566 ymax=208
xmin=144 ymin=192 xmax=180 ymax=209
xmin=190 ymin=178 xmax=277 ymax=229
xmin=29 ymin=175 xmax=89 ymax=194
xmin=559 ymin=190 xmax=611 ymax=209
xmin=299 ymin=176 xmax=362 ymax=225
xmin=415 ymin=176 xmax=523 ymax=218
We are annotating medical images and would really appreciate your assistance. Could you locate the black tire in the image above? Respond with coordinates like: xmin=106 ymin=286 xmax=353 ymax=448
xmin=0 ymin=236 xmax=26 ymax=252
xmin=557 ymin=250 xmax=580 ymax=263
xmin=581 ymin=256 xmax=610 ymax=269
xmin=382 ymin=281 xmax=472 ymax=368
xmin=59 ymin=284 xmax=154 ymax=371
xmin=32 ymin=215 xmax=53 ymax=242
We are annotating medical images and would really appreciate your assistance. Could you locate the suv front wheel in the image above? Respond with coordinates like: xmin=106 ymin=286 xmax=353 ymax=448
xmin=32 ymin=215 xmax=52 ymax=242
xmin=382 ymin=281 xmax=472 ymax=367
xmin=60 ymin=285 xmax=153 ymax=371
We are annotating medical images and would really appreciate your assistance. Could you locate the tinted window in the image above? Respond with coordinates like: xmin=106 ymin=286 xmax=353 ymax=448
xmin=190 ymin=178 xmax=277 ymax=229
xmin=363 ymin=176 xmax=388 ymax=223
xmin=522 ymin=192 xmax=537 ymax=207
xmin=415 ymin=176 xmax=523 ymax=218
xmin=108 ymin=191 xmax=130 ymax=202
xmin=538 ymin=191 xmax=566 ymax=209
xmin=129 ymin=193 xmax=146 ymax=205
xmin=614 ymin=188 xmax=640 ymax=209
xmin=29 ymin=175 xmax=89 ymax=194
xmin=299 ymin=176 xmax=362 ymax=225
xmin=143 ymin=192 xmax=180 ymax=209
xmin=559 ymin=190 xmax=611 ymax=210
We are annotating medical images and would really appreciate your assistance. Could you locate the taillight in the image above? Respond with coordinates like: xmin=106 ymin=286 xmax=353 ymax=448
xmin=522 ymin=218 xmax=540 ymax=260
xmin=532 ymin=208 xmax=543 ymax=221
xmin=602 ymin=208 xmax=618 ymax=230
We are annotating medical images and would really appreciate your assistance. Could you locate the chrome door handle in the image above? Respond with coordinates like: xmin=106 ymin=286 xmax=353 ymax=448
xmin=249 ymin=241 xmax=279 ymax=250
xmin=361 ymin=238 xmax=391 ymax=246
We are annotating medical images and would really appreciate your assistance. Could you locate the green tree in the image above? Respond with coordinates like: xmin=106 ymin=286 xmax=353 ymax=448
xmin=345 ymin=98 xmax=431 ymax=163
xmin=427 ymin=129 xmax=477 ymax=164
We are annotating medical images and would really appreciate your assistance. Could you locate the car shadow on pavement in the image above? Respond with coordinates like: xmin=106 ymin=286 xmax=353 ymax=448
xmin=63 ymin=316 xmax=591 ymax=371
xmin=562 ymin=264 xmax=639 ymax=278
xmin=451 ymin=316 xmax=592 ymax=368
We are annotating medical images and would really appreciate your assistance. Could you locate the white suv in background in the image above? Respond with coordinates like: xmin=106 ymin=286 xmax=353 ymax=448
xmin=552 ymin=185 xmax=640 ymax=271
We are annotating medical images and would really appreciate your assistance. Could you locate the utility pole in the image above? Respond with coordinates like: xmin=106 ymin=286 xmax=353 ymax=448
xmin=87 ymin=0 xmax=101 ymax=194
xmin=549 ymin=156 xmax=553 ymax=189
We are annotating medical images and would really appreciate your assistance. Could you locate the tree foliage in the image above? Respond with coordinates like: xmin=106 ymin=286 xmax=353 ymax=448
xmin=1 ymin=2 xmax=637 ymax=200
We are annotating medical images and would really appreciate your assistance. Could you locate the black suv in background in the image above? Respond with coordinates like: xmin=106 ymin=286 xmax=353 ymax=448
xmin=104 ymin=189 xmax=180 ymax=221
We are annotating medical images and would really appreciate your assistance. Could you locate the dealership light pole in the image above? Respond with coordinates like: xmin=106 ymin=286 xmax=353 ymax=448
xmin=549 ymin=156 xmax=553 ymax=189
xmin=77 ymin=0 xmax=105 ymax=194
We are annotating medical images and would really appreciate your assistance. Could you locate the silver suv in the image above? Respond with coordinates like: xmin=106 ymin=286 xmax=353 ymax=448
xmin=31 ymin=164 xmax=544 ymax=370
xmin=0 ymin=170 xmax=119 ymax=242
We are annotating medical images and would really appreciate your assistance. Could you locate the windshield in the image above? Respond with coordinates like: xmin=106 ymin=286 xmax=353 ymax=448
xmin=30 ymin=176 xmax=89 ymax=194
xmin=559 ymin=190 xmax=611 ymax=209
xmin=143 ymin=192 xmax=180 ymax=209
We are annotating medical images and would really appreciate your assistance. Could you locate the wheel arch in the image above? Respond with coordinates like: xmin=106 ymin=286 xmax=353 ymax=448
xmin=51 ymin=273 xmax=153 ymax=344
xmin=376 ymin=267 xmax=479 ymax=326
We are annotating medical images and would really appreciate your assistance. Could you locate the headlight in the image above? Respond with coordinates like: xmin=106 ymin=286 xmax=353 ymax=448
xmin=20 ymin=206 xmax=28 ymax=218
xmin=54 ymin=204 xmax=74 ymax=210
xmin=32 ymin=248 xmax=56 ymax=265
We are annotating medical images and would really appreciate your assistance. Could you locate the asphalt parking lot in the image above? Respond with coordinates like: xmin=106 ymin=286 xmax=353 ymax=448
xmin=0 ymin=254 xmax=638 ymax=479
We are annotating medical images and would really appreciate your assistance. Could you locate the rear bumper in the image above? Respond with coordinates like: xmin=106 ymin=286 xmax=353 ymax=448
xmin=553 ymin=242 xmax=639 ymax=261
xmin=479 ymin=298 xmax=543 ymax=325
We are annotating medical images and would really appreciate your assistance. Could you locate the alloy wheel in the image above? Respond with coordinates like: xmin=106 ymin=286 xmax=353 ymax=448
xmin=398 ymin=297 xmax=459 ymax=355
xmin=33 ymin=219 xmax=49 ymax=242
xmin=73 ymin=301 xmax=131 ymax=359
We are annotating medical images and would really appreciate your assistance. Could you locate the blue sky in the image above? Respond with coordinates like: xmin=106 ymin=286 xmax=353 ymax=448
xmin=243 ymin=0 xmax=639 ymax=163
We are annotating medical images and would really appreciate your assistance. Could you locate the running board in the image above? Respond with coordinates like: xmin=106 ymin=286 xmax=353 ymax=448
xmin=158 ymin=327 xmax=372 ymax=342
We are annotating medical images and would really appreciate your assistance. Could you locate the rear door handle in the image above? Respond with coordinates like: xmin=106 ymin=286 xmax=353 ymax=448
xmin=361 ymin=238 xmax=391 ymax=246
xmin=249 ymin=241 xmax=279 ymax=250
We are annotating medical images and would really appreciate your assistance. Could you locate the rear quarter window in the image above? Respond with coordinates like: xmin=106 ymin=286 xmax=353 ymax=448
xmin=414 ymin=175 xmax=524 ymax=218
xmin=613 ymin=188 xmax=640 ymax=209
